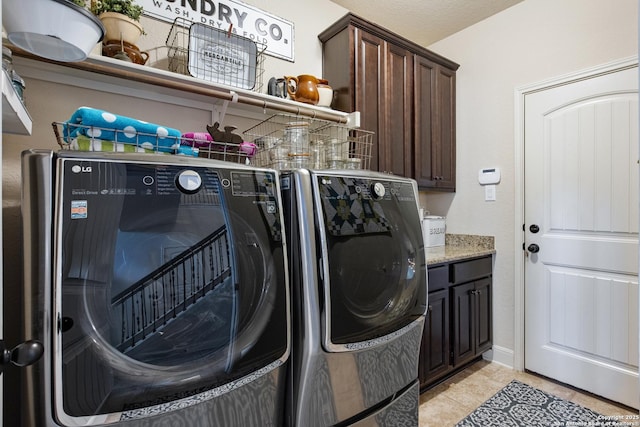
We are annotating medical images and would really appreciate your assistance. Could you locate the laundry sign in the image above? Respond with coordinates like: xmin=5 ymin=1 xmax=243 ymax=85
xmin=139 ymin=0 xmax=295 ymax=61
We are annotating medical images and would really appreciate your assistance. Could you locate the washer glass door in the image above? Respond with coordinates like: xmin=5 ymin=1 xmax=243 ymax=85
xmin=315 ymin=174 xmax=426 ymax=347
xmin=55 ymin=159 xmax=288 ymax=423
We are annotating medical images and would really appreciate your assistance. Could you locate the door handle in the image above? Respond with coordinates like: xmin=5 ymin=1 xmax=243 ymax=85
xmin=527 ymin=243 xmax=540 ymax=253
xmin=0 ymin=339 xmax=44 ymax=375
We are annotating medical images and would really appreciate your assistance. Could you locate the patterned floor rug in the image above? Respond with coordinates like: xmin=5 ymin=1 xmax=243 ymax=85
xmin=456 ymin=380 xmax=620 ymax=427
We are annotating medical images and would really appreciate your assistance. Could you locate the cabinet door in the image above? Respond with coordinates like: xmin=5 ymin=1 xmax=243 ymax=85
xmin=474 ymin=278 xmax=492 ymax=354
xmin=452 ymin=277 xmax=493 ymax=368
xmin=451 ymin=281 xmax=475 ymax=366
xmin=383 ymin=43 xmax=413 ymax=176
xmin=419 ymin=288 xmax=450 ymax=388
xmin=414 ymin=56 xmax=456 ymax=191
xmin=414 ymin=55 xmax=436 ymax=188
xmin=354 ymin=28 xmax=386 ymax=172
xmin=321 ymin=26 xmax=353 ymax=113
xmin=434 ymin=65 xmax=456 ymax=190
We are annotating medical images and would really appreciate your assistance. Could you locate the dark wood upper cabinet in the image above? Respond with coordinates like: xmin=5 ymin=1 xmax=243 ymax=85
xmin=414 ymin=58 xmax=456 ymax=190
xmin=319 ymin=13 xmax=459 ymax=191
xmin=355 ymin=29 xmax=385 ymax=172
xmin=384 ymin=43 xmax=413 ymax=177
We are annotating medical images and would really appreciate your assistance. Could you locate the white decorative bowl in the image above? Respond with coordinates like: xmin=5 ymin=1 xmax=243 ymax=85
xmin=99 ymin=11 xmax=144 ymax=46
xmin=3 ymin=0 xmax=105 ymax=62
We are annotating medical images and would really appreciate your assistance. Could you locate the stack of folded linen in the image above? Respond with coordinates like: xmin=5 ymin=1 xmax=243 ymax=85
xmin=63 ymin=106 xmax=196 ymax=156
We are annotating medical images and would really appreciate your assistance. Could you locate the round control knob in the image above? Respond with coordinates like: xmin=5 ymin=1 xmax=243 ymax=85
xmin=176 ymin=170 xmax=202 ymax=194
xmin=372 ymin=182 xmax=386 ymax=199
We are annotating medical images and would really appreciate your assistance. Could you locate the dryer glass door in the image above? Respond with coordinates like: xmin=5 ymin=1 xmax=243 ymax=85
xmin=55 ymin=159 xmax=288 ymax=424
xmin=315 ymin=174 xmax=426 ymax=346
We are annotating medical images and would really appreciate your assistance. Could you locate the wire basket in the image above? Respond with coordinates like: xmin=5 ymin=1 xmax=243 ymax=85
xmin=166 ymin=17 xmax=266 ymax=92
xmin=52 ymin=122 xmax=255 ymax=164
xmin=244 ymin=114 xmax=373 ymax=171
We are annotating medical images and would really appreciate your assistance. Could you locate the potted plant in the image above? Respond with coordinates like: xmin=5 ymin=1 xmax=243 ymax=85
xmin=89 ymin=0 xmax=145 ymax=46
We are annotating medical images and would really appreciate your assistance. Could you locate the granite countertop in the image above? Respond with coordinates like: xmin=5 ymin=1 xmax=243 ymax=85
xmin=425 ymin=234 xmax=495 ymax=265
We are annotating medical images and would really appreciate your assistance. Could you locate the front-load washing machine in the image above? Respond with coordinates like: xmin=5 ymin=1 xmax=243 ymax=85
xmin=281 ymin=169 xmax=427 ymax=426
xmin=8 ymin=150 xmax=290 ymax=426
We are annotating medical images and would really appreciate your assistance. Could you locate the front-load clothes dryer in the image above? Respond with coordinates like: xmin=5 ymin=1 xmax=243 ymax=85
xmin=281 ymin=169 xmax=427 ymax=427
xmin=10 ymin=150 xmax=290 ymax=426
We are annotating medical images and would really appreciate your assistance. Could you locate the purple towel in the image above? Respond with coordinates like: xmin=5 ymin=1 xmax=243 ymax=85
xmin=239 ymin=142 xmax=257 ymax=157
xmin=182 ymin=132 xmax=256 ymax=158
xmin=181 ymin=132 xmax=213 ymax=148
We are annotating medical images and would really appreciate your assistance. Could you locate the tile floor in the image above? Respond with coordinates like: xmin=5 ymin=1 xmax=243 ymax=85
xmin=418 ymin=359 xmax=638 ymax=426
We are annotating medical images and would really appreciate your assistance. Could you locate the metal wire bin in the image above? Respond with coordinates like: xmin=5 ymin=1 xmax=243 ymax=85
xmin=52 ymin=122 xmax=254 ymax=164
xmin=244 ymin=114 xmax=373 ymax=170
xmin=166 ymin=17 xmax=266 ymax=92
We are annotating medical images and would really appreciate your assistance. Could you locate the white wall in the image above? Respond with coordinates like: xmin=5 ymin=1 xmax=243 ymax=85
xmin=422 ymin=0 xmax=638 ymax=366
xmin=137 ymin=0 xmax=345 ymax=82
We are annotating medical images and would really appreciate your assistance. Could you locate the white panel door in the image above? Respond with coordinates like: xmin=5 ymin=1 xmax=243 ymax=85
xmin=524 ymin=64 xmax=639 ymax=409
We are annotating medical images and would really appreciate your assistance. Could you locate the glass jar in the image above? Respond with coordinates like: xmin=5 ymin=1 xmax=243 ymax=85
xmin=326 ymin=138 xmax=345 ymax=161
xmin=284 ymin=122 xmax=309 ymax=155
xmin=273 ymin=159 xmax=291 ymax=170
xmin=3 ymin=47 xmax=25 ymax=102
xmin=2 ymin=46 xmax=14 ymax=76
xmin=288 ymin=153 xmax=310 ymax=169
xmin=270 ymin=144 xmax=290 ymax=161
xmin=310 ymin=140 xmax=325 ymax=169
xmin=12 ymin=73 xmax=25 ymax=102
xmin=345 ymin=158 xmax=362 ymax=170
xmin=327 ymin=159 xmax=344 ymax=170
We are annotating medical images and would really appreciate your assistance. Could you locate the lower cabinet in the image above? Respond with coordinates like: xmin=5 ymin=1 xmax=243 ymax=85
xmin=419 ymin=255 xmax=493 ymax=390
xmin=419 ymin=287 xmax=449 ymax=381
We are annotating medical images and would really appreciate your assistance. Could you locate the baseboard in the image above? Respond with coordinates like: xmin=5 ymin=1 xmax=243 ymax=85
xmin=482 ymin=345 xmax=514 ymax=369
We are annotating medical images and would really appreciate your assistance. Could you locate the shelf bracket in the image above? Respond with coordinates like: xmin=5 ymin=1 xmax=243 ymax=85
xmin=211 ymin=91 xmax=240 ymax=124
xmin=345 ymin=111 xmax=361 ymax=129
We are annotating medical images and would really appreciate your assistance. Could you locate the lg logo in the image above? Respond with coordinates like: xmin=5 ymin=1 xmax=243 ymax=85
xmin=71 ymin=165 xmax=92 ymax=173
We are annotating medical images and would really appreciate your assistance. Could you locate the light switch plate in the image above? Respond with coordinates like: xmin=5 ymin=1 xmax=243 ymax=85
xmin=485 ymin=185 xmax=496 ymax=201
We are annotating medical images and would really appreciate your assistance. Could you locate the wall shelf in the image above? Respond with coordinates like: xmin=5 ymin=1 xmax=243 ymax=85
xmin=2 ymin=68 xmax=32 ymax=135
xmin=10 ymin=47 xmax=360 ymax=128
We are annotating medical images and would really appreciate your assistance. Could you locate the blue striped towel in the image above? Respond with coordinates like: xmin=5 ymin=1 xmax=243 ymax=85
xmin=63 ymin=106 xmax=195 ymax=155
